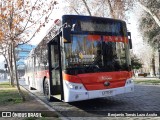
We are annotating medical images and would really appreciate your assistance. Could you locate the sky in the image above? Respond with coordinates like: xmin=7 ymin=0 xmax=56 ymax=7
xmin=127 ymin=10 xmax=144 ymax=52
xmin=127 ymin=5 xmax=151 ymax=57
xmin=0 ymin=56 xmax=5 ymax=69
xmin=29 ymin=1 xmax=64 ymax=45
xmin=0 ymin=0 xmax=64 ymax=69
xmin=0 ymin=1 xmax=144 ymax=69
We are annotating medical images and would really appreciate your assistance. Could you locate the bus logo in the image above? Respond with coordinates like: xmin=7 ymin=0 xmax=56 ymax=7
xmin=104 ymin=81 xmax=110 ymax=86
xmin=98 ymin=76 xmax=112 ymax=82
xmin=101 ymin=76 xmax=112 ymax=80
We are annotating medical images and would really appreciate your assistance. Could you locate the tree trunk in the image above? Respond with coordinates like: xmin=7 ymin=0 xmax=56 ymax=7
xmin=150 ymin=51 xmax=156 ymax=77
xmin=12 ymin=42 xmax=25 ymax=101
xmin=137 ymin=2 xmax=160 ymax=27
xmin=152 ymin=54 xmax=156 ymax=76
xmin=9 ymin=43 xmax=14 ymax=86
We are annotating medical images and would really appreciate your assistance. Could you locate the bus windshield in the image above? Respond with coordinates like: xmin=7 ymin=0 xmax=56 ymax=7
xmin=64 ymin=34 xmax=129 ymax=75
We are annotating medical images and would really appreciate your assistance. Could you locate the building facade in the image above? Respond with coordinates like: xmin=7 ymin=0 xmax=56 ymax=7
xmin=16 ymin=44 xmax=35 ymax=77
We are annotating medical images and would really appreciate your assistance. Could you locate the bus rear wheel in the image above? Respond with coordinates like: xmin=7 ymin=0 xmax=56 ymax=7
xmin=43 ymin=78 xmax=54 ymax=101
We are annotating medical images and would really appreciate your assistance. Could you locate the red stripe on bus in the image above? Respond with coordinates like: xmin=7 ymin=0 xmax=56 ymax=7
xmin=86 ymin=35 xmax=128 ymax=43
xmin=34 ymin=70 xmax=49 ymax=79
xmin=63 ymin=72 xmax=82 ymax=83
xmin=87 ymin=35 xmax=101 ymax=41
xmin=80 ymin=71 xmax=131 ymax=90
xmin=103 ymin=36 xmax=128 ymax=43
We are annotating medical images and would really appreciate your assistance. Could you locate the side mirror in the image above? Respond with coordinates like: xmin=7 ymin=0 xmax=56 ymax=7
xmin=63 ymin=25 xmax=71 ymax=43
xmin=128 ymin=32 xmax=132 ymax=49
xmin=62 ymin=17 xmax=72 ymax=43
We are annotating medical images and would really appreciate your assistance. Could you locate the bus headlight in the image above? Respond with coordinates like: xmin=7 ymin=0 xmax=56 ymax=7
xmin=125 ymin=79 xmax=134 ymax=85
xmin=65 ymin=81 xmax=86 ymax=90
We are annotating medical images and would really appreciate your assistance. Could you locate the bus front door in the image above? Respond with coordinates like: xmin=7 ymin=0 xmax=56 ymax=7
xmin=48 ymin=36 xmax=64 ymax=101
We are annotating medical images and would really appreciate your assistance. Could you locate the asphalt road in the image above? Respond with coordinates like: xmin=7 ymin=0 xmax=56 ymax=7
xmin=19 ymin=80 xmax=160 ymax=119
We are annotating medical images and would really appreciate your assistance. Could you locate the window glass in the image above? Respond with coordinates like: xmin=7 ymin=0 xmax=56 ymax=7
xmin=64 ymin=34 xmax=129 ymax=75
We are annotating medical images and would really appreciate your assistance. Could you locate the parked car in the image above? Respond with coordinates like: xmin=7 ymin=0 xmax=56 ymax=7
xmin=138 ymin=73 xmax=147 ymax=77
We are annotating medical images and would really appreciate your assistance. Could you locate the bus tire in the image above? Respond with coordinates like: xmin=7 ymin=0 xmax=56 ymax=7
xmin=43 ymin=77 xmax=54 ymax=101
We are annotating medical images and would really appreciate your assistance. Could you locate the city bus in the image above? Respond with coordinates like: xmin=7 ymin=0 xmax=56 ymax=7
xmin=25 ymin=15 xmax=134 ymax=102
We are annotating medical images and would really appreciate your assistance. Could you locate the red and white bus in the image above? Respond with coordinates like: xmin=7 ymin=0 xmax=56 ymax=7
xmin=25 ymin=15 xmax=134 ymax=102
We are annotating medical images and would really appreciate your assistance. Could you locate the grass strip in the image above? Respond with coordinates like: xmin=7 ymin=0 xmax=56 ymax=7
xmin=134 ymin=79 xmax=160 ymax=84
xmin=0 ymin=82 xmax=23 ymax=105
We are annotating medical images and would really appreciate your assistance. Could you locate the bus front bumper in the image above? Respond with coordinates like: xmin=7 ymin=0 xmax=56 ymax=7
xmin=63 ymin=80 xmax=134 ymax=102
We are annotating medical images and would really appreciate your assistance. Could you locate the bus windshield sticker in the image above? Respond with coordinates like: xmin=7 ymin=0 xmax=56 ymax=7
xmin=103 ymin=36 xmax=128 ymax=43
xmin=87 ymin=35 xmax=101 ymax=41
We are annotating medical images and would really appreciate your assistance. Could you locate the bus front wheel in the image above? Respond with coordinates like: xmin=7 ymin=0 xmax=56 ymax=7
xmin=43 ymin=78 xmax=54 ymax=101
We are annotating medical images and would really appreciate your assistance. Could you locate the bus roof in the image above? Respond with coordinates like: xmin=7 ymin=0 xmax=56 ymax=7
xmin=62 ymin=15 xmax=126 ymax=24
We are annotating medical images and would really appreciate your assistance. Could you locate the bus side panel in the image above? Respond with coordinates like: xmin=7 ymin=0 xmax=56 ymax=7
xmin=34 ymin=70 xmax=49 ymax=92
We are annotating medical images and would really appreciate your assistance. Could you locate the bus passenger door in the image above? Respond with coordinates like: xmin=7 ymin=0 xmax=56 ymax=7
xmin=48 ymin=35 xmax=64 ymax=101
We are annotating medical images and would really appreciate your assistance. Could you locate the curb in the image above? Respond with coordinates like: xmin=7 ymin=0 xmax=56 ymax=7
xmin=20 ymin=85 xmax=69 ymax=120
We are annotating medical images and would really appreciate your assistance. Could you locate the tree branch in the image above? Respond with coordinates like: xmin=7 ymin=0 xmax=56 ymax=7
xmin=66 ymin=0 xmax=80 ymax=15
xmin=18 ymin=0 xmax=39 ymax=35
xmin=137 ymin=2 xmax=160 ymax=27
xmin=81 ymin=0 xmax=92 ymax=16
xmin=18 ymin=2 xmax=55 ymax=45
xmin=106 ymin=0 xmax=115 ymax=18
xmin=72 ymin=6 xmax=80 ymax=15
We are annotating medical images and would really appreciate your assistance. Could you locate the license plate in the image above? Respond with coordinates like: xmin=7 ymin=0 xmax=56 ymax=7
xmin=102 ymin=90 xmax=113 ymax=96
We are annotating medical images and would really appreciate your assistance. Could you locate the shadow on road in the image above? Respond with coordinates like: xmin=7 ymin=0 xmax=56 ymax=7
xmin=65 ymin=97 xmax=127 ymax=116
xmin=69 ymin=97 xmax=126 ymax=109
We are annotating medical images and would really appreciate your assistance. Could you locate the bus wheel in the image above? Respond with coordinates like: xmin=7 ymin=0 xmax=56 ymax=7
xmin=43 ymin=78 xmax=54 ymax=101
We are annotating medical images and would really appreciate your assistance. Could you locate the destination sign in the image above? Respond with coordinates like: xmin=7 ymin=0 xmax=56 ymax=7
xmin=80 ymin=21 xmax=122 ymax=34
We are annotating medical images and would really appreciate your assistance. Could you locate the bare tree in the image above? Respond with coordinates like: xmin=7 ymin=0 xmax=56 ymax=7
xmin=0 ymin=0 xmax=57 ymax=101
xmin=138 ymin=0 xmax=160 ymax=76
xmin=137 ymin=1 xmax=160 ymax=27
xmin=81 ymin=0 xmax=92 ymax=16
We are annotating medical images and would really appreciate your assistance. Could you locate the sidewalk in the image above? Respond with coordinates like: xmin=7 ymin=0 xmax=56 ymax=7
xmin=0 ymin=80 xmax=60 ymax=120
